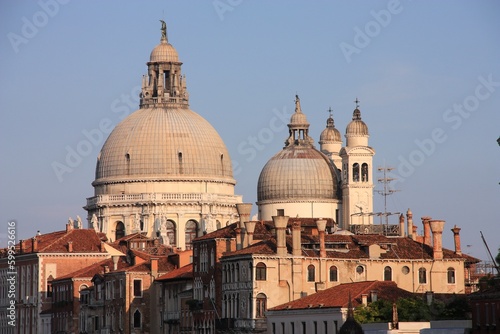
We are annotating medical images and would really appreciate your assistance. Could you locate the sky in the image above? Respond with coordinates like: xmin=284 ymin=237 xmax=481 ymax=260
xmin=0 ymin=1 xmax=499 ymax=263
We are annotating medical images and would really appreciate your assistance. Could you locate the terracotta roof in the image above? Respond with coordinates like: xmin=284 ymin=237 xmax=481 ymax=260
xmin=52 ymin=256 xmax=131 ymax=281
xmin=14 ymin=228 xmax=105 ymax=254
xmin=269 ymin=281 xmax=414 ymax=311
xmin=221 ymin=230 xmax=479 ymax=262
xmin=156 ymin=263 xmax=193 ymax=281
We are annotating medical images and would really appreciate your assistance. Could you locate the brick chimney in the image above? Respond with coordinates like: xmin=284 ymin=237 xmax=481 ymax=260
xmin=103 ymin=265 xmax=110 ymax=273
xmin=451 ymin=225 xmax=462 ymax=255
xmin=272 ymin=214 xmax=289 ymax=257
xmin=406 ymin=209 xmax=414 ymax=239
xmin=235 ymin=227 xmax=242 ymax=250
xmin=31 ymin=237 xmax=38 ymax=253
xmin=99 ymin=241 xmax=105 ymax=252
xmin=67 ymin=241 xmax=73 ymax=253
xmin=429 ymin=220 xmax=445 ymax=260
xmin=399 ymin=213 xmax=405 ymax=237
xmin=422 ymin=216 xmax=432 ymax=246
xmin=66 ymin=222 xmax=73 ymax=233
xmin=316 ymin=219 xmax=327 ymax=258
xmin=292 ymin=220 xmax=301 ymax=256
xmin=151 ymin=258 xmax=158 ymax=276
xmin=236 ymin=203 xmax=252 ymax=248
xmin=244 ymin=221 xmax=257 ymax=246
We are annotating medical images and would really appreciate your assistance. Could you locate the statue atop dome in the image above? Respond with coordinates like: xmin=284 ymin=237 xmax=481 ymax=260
xmin=160 ymin=20 xmax=167 ymax=40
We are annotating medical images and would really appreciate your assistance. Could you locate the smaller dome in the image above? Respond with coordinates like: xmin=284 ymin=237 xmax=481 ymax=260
xmin=320 ymin=116 xmax=341 ymax=142
xmin=346 ymin=108 xmax=368 ymax=136
xmin=150 ymin=40 xmax=179 ymax=63
xmin=290 ymin=111 xmax=308 ymax=125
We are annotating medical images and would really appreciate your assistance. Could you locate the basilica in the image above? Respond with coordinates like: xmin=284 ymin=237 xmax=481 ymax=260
xmin=84 ymin=21 xmax=377 ymax=248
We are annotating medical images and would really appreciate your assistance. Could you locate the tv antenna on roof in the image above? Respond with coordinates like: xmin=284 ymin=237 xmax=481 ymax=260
xmin=376 ymin=163 xmax=400 ymax=225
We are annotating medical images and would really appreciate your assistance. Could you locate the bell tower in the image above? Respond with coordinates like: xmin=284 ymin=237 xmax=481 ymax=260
xmin=340 ymin=99 xmax=375 ymax=230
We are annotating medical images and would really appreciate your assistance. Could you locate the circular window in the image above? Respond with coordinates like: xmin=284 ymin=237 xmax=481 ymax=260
xmin=402 ymin=266 xmax=410 ymax=275
xmin=356 ymin=265 xmax=364 ymax=274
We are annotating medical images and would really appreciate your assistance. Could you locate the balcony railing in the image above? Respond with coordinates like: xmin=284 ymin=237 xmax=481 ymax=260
xmin=86 ymin=193 xmax=242 ymax=207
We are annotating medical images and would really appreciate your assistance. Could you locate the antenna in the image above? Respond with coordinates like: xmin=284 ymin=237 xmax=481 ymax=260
xmin=376 ymin=164 xmax=400 ymax=225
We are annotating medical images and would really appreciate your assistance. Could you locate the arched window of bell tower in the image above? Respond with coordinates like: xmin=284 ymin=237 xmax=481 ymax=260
xmin=362 ymin=163 xmax=369 ymax=182
xmin=352 ymin=163 xmax=360 ymax=182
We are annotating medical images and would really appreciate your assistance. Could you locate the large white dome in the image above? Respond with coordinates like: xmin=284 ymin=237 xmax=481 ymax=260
xmin=94 ymin=106 xmax=234 ymax=186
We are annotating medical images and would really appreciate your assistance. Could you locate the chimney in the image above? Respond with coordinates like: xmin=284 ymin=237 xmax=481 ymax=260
xmin=422 ymin=216 xmax=432 ymax=246
xmin=429 ymin=220 xmax=445 ymax=260
xmin=316 ymin=219 xmax=327 ymax=258
xmin=451 ymin=225 xmax=462 ymax=255
xmin=19 ymin=239 xmax=24 ymax=254
xmin=66 ymin=222 xmax=73 ymax=233
xmin=292 ymin=220 xmax=302 ymax=256
xmin=151 ymin=258 xmax=159 ymax=276
xmin=361 ymin=294 xmax=368 ymax=306
xmin=370 ymin=290 xmax=378 ymax=302
xmin=67 ymin=241 xmax=73 ymax=253
xmin=112 ymin=255 xmax=120 ymax=271
xmin=272 ymin=215 xmax=289 ymax=257
xmin=399 ymin=214 xmax=405 ymax=237
xmin=103 ymin=265 xmax=110 ymax=273
xmin=236 ymin=203 xmax=252 ymax=248
xmin=244 ymin=221 xmax=257 ymax=246
xmin=235 ymin=227 xmax=242 ymax=250
xmin=32 ymin=237 xmax=38 ymax=253
xmin=406 ymin=209 xmax=413 ymax=239
xmin=411 ymin=225 xmax=418 ymax=240
xmin=99 ymin=241 xmax=105 ymax=252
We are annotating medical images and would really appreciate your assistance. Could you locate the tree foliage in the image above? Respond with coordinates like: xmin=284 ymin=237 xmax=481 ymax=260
xmin=354 ymin=296 xmax=470 ymax=324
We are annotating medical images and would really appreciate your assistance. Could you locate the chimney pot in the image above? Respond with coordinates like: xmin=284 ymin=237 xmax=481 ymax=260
xmin=316 ymin=219 xmax=327 ymax=258
xmin=32 ymin=237 xmax=38 ymax=253
xmin=451 ymin=225 xmax=462 ymax=255
xmin=244 ymin=221 xmax=257 ymax=246
xmin=67 ymin=241 xmax=73 ymax=253
xmin=272 ymin=215 xmax=289 ymax=256
xmin=429 ymin=220 xmax=445 ymax=260
xmin=112 ymin=255 xmax=119 ymax=271
xmin=292 ymin=221 xmax=302 ymax=256
xmin=421 ymin=216 xmax=432 ymax=246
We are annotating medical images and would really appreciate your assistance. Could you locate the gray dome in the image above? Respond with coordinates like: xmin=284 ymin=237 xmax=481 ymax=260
xmin=257 ymin=145 xmax=338 ymax=202
xmin=94 ymin=107 xmax=234 ymax=185
xmin=346 ymin=108 xmax=368 ymax=136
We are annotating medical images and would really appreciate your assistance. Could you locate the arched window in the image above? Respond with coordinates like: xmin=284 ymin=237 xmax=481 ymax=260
xmin=352 ymin=163 xmax=360 ymax=182
xmin=384 ymin=266 xmax=392 ymax=281
xmin=185 ymin=220 xmax=198 ymax=250
xmin=115 ymin=221 xmax=125 ymax=241
xmin=47 ymin=275 xmax=54 ymax=298
xmin=166 ymin=220 xmax=177 ymax=247
xmin=447 ymin=267 xmax=456 ymax=284
xmin=329 ymin=266 xmax=338 ymax=282
xmin=362 ymin=163 xmax=369 ymax=182
xmin=255 ymin=262 xmax=266 ymax=281
xmin=419 ymin=268 xmax=427 ymax=284
xmin=216 ymin=220 xmax=222 ymax=230
xmin=256 ymin=293 xmax=267 ymax=318
xmin=133 ymin=309 xmax=141 ymax=328
xmin=307 ymin=265 xmax=315 ymax=282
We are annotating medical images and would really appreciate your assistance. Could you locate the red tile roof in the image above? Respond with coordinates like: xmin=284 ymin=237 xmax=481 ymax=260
xmin=269 ymin=281 xmax=414 ymax=311
xmin=14 ymin=228 xmax=105 ymax=254
xmin=53 ymin=256 xmax=131 ymax=281
xmin=156 ymin=263 xmax=193 ymax=281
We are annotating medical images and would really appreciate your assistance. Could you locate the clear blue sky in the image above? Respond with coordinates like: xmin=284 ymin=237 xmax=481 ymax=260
xmin=1 ymin=1 xmax=499 ymax=262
